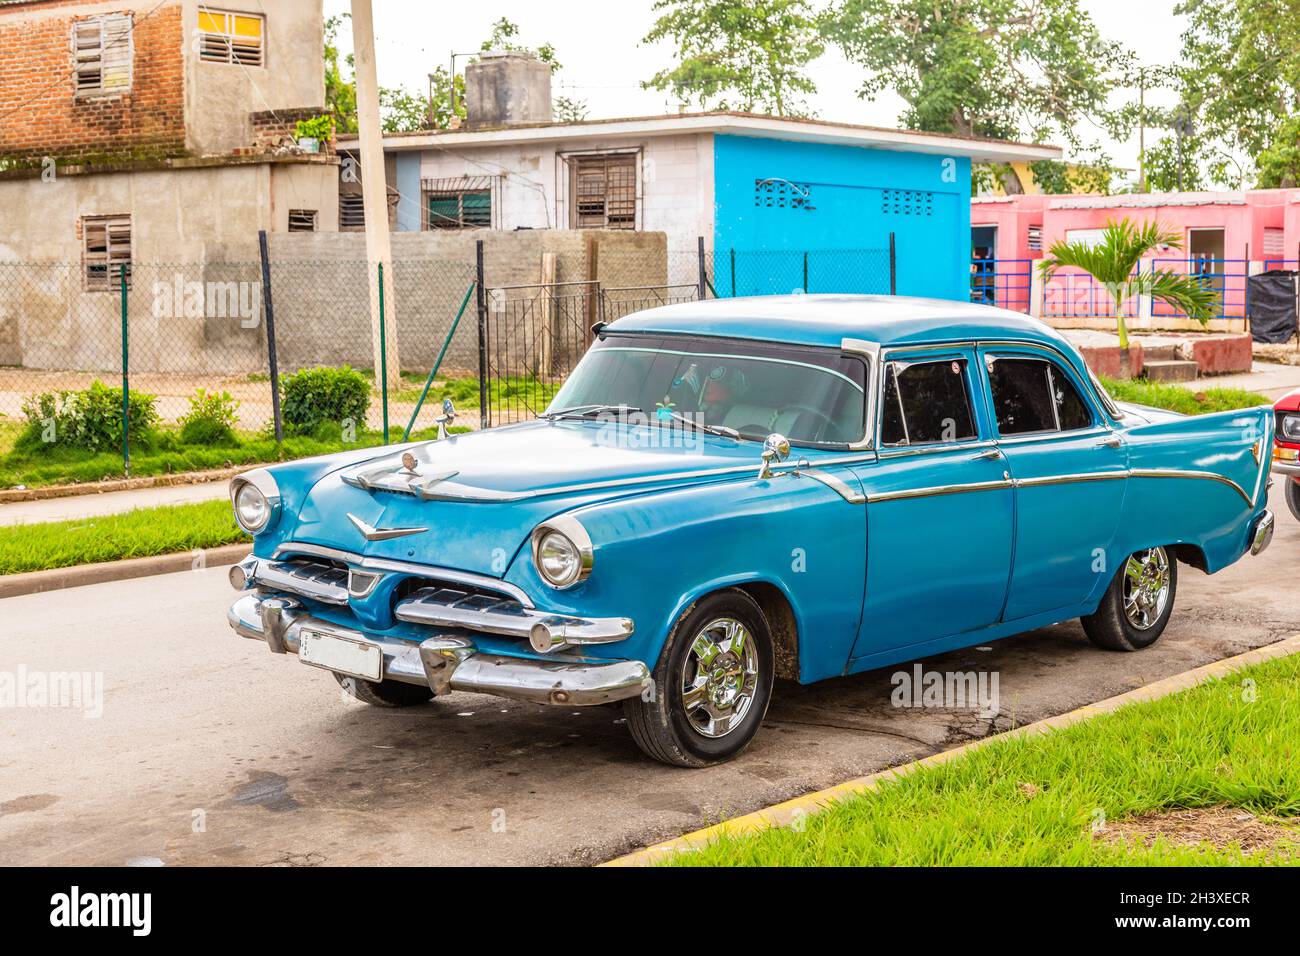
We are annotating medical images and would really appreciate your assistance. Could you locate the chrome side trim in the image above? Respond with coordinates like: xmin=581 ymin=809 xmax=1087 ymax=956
xmin=1129 ymin=468 xmax=1253 ymax=506
xmin=228 ymin=594 xmax=650 ymax=706
xmin=863 ymin=468 xmax=1252 ymax=507
xmin=271 ymin=542 xmax=534 ymax=608
xmin=797 ymin=467 xmax=867 ymax=504
xmin=867 ymin=478 xmax=1012 ymax=503
xmin=1013 ymin=472 xmax=1129 ymax=488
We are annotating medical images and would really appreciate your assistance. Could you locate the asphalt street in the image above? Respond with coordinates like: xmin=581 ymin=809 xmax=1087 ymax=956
xmin=0 ymin=481 xmax=1296 ymax=866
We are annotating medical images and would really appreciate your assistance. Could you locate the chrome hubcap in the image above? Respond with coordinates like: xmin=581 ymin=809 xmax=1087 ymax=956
xmin=1123 ymin=547 xmax=1171 ymax=630
xmin=681 ymin=618 xmax=759 ymax=738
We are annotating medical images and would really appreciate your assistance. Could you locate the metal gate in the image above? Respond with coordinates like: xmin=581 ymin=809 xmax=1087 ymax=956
xmin=480 ymin=281 xmax=600 ymax=426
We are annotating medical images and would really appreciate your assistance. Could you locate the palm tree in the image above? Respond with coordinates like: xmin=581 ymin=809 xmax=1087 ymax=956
xmin=1037 ymin=219 xmax=1220 ymax=353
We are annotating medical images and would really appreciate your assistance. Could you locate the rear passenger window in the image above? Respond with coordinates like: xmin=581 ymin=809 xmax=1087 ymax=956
xmin=988 ymin=357 xmax=1092 ymax=435
xmin=880 ymin=359 xmax=976 ymax=446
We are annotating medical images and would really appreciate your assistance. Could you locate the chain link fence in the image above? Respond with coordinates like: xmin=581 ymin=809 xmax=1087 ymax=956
xmin=0 ymin=239 xmax=896 ymax=484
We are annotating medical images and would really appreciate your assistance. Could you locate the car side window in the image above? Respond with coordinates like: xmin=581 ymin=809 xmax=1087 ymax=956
xmin=988 ymin=357 xmax=1093 ymax=435
xmin=880 ymin=358 xmax=977 ymax=446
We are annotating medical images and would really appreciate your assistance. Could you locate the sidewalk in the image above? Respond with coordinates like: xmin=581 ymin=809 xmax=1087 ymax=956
xmin=0 ymin=479 xmax=229 ymax=527
xmin=1177 ymin=361 xmax=1300 ymax=400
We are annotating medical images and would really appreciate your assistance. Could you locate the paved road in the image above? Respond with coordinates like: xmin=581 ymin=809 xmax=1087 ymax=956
xmin=1 ymin=483 xmax=1295 ymax=867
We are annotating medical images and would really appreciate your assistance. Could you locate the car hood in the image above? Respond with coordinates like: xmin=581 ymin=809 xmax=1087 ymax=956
xmin=284 ymin=420 xmax=768 ymax=576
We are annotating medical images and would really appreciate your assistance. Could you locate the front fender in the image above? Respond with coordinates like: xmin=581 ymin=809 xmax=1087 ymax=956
xmin=504 ymin=469 xmax=868 ymax=683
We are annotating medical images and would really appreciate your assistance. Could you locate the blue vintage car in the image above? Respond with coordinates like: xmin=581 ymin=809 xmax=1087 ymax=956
xmin=226 ymin=296 xmax=1275 ymax=766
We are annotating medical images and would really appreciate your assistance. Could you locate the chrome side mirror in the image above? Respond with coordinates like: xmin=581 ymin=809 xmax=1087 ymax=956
xmin=758 ymin=433 xmax=790 ymax=479
xmin=435 ymin=398 xmax=456 ymax=440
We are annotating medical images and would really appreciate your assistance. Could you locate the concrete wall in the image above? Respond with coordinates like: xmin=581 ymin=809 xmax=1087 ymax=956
xmin=712 ymin=133 xmax=972 ymax=302
xmin=180 ymin=0 xmax=325 ymax=156
xmin=411 ymin=131 xmax=713 ymax=281
xmin=260 ymin=229 xmax=668 ymax=377
xmin=0 ymin=156 xmax=338 ymax=374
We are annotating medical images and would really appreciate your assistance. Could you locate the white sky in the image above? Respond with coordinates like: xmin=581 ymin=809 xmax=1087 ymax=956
xmin=323 ymin=0 xmax=1186 ymax=175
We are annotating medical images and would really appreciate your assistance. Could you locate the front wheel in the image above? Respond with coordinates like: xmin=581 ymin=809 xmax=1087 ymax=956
xmin=334 ymin=672 xmax=434 ymax=707
xmin=1286 ymin=479 xmax=1300 ymax=522
xmin=1081 ymin=546 xmax=1178 ymax=651
xmin=624 ymin=589 xmax=774 ymax=767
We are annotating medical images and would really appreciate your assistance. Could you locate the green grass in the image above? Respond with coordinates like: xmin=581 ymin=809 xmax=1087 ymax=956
xmin=0 ymin=498 xmax=249 ymax=575
xmin=0 ymin=422 xmax=470 ymax=490
xmin=360 ymin=371 xmax=562 ymax=409
xmin=1099 ymin=376 xmax=1272 ymax=415
xmin=667 ymin=654 xmax=1300 ymax=866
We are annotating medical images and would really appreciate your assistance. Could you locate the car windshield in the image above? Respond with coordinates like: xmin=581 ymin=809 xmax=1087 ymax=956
xmin=547 ymin=333 xmax=868 ymax=446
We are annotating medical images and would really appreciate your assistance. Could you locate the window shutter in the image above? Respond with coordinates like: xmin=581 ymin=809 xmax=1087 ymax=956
xmin=99 ymin=14 xmax=133 ymax=93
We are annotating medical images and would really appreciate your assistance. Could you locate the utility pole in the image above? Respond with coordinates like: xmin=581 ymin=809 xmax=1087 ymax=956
xmin=1137 ymin=68 xmax=1147 ymax=193
xmin=350 ymin=0 xmax=400 ymax=390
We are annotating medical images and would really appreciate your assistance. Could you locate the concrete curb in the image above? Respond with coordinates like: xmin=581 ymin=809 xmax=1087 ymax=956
xmin=0 ymin=543 xmax=251 ymax=599
xmin=0 ymin=465 xmax=262 ymax=504
xmin=602 ymin=633 xmax=1300 ymax=867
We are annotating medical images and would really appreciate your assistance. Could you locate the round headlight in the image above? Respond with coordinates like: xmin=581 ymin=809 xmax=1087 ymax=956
xmin=1282 ymin=414 xmax=1300 ymax=442
xmin=233 ymin=481 xmax=272 ymax=534
xmin=531 ymin=517 xmax=594 ymax=589
xmin=536 ymin=531 xmax=581 ymax=587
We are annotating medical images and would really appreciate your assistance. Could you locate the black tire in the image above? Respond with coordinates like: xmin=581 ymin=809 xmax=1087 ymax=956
xmin=334 ymin=671 xmax=433 ymax=707
xmin=624 ymin=589 xmax=774 ymax=768
xmin=1081 ymin=546 xmax=1178 ymax=652
xmin=1286 ymin=479 xmax=1300 ymax=523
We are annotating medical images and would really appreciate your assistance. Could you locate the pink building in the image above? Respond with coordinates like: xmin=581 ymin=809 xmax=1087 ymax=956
xmin=970 ymin=189 xmax=1300 ymax=332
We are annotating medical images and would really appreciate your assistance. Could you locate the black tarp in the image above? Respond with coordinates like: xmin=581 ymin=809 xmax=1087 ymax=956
xmin=1247 ymin=270 xmax=1299 ymax=343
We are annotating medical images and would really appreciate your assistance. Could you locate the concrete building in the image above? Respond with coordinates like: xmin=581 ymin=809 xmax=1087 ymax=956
xmin=0 ymin=0 xmax=337 ymax=266
xmin=348 ymin=54 xmax=1059 ymax=303
xmin=971 ymin=189 xmax=1300 ymax=331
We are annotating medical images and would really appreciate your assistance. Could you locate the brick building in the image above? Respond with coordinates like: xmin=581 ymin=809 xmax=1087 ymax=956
xmin=0 ymin=0 xmax=338 ymax=266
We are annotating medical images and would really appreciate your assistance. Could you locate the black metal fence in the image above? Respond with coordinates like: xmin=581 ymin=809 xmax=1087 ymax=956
xmin=0 ymin=237 xmax=897 ymax=480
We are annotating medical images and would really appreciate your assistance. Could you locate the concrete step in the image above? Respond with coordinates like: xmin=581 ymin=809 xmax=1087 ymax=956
xmin=1143 ymin=359 xmax=1200 ymax=383
xmin=1142 ymin=345 xmax=1182 ymax=362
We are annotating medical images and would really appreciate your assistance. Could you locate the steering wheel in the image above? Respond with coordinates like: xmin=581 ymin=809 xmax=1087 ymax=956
xmin=779 ymin=404 xmax=837 ymax=442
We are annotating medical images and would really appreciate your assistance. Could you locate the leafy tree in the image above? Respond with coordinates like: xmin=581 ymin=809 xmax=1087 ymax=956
xmin=823 ymin=0 xmax=1130 ymax=192
xmin=642 ymin=0 xmax=825 ymax=116
xmin=324 ymin=15 xmax=357 ymax=134
xmin=554 ymin=95 xmax=590 ymax=123
xmin=1038 ymin=220 xmax=1219 ymax=350
xmin=480 ymin=16 xmax=561 ymax=72
xmin=1157 ymin=0 xmax=1300 ymax=188
xmin=1256 ymin=115 xmax=1300 ymax=187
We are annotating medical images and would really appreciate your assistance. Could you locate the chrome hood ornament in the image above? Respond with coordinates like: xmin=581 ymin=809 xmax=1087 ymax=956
xmin=346 ymin=513 xmax=428 ymax=542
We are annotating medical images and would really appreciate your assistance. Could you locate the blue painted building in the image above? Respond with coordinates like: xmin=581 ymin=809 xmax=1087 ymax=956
xmin=365 ymin=111 xmax=1058 ymax=302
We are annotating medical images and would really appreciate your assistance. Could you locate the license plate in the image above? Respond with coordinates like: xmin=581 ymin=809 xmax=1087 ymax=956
xmin=298 ymin=629 xmax=382 ymax=682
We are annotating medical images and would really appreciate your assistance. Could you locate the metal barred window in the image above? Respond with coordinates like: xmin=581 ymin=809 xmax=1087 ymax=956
xmin=82 ymin=216 xmax=132 ymax=291
xmin=339 ymin=194 xmax=365 ymax=230
xmin=73 ymin=14 xmax=133 ymax=97
xmin=197 ymin=8 xmax=264 ymax=67
xmin=426 ymin=191 xmax=491 ymax=229
xmin=569 ymin=153 xmax=638 ymax=230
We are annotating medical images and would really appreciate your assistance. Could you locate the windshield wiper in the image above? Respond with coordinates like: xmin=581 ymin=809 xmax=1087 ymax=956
xmin=542 ymin=403 xmax=644 ymax=421
xmin=657 ymin=408 xmax=741 ymax=440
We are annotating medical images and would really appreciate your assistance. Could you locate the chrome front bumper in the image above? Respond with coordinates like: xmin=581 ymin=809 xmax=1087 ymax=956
xmin=227 ymin=593 xmax=651 ymax=706
xmin=1250 ymin=509 xmax=1275 ymax=557
xmin=1272 ymin=459 xmax=1300 ymax=479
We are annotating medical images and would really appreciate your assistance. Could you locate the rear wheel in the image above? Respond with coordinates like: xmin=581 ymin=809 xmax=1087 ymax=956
xmin=624 ymin=590 xmax=774 ymax=768
xmin=334 ymin=672 xmax=433 ymax=707
xmin=1286 ymin=479 xmax=1300 ymax=522
xmin=1082 ymin=546 xmax=1177 ymax=651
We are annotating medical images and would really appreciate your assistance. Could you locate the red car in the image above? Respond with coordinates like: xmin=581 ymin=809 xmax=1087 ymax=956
xmin=1276 ymin=387 xmax=1300 ymax=521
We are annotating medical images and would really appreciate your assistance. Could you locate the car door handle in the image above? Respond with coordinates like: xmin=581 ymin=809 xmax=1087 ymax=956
xmin=973 ymin=448 xmax=1002 ymax=460
xmin=1097 ymin=435 xmax=1123 ymax=449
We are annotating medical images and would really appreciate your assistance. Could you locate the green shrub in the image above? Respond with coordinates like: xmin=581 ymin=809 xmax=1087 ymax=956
xmin=19 ymin=381 xmax=158 ymax=453
xmin=178 ymin=388 xmax=240 ymax=445
xmin=280 ymin=365 xmax=370 ymax=432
